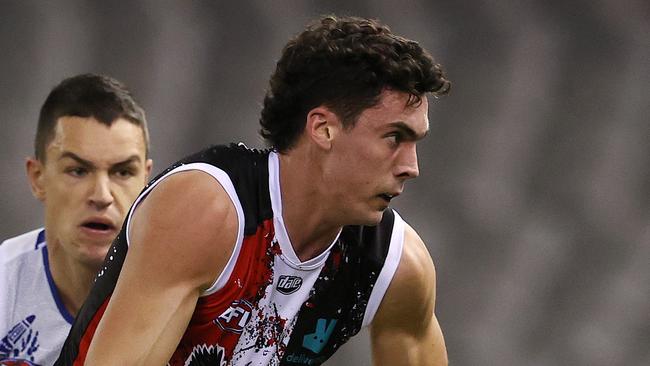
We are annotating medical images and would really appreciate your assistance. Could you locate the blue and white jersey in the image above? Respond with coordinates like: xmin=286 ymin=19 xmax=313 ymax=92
xmin=0 ymin=229 xmax=74 ymax=366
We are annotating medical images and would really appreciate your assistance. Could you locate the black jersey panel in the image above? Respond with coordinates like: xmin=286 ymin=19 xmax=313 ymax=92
xmin=280 ymin=209 xmax=396 ymax=365
xmin=158 ymin=143 xmax=273 ymax=235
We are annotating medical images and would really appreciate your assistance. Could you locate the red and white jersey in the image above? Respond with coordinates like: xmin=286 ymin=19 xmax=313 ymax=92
xmin=56 ymin=144 xmax=405 ymax=366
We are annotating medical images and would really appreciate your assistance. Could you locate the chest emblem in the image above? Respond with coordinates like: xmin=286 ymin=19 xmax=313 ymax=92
xmin=276 ymin=275 xmax=303 ymax=295
xmin=214 ymin=299 xmax=253 ymax=334
xmin=0 ymin=315 xmax=40 ymax=365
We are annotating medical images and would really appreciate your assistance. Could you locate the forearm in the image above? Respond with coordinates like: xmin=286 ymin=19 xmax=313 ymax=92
xmin=85 ymin=282 xmax=199 ymax=365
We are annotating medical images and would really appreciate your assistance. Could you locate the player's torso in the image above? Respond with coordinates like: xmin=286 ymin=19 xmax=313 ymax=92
xmin=166 ymin=146 xmax=402 ymax=365
xmin=56 ymin=144 xmax=402 ymax=366
xmin=170 ymin=217 xmax=332 ymax=365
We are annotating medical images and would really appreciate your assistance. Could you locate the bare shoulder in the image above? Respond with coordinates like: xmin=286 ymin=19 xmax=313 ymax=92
xmin=370 ymin=222 xmax=447 ymax=365
xmin=128 ymin=169 xmax=239 ymax=290
xmin=373 ymin=223 xmax=437 ymax=331
xmin=85 ymin=169 xmax=241 ymax=364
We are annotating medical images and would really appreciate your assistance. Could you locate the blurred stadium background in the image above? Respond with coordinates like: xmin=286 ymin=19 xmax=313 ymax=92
xmin=0 ymin=1 xmax=648 ymax=365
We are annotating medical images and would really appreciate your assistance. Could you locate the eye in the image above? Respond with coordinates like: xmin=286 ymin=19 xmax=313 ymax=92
xmin=113 ymin=168 xmax=136 ymax=179
xmin=385 ymin=132 xmax=404 ymax=146
xmin=66 ymin=167 xmax=88 ymax=177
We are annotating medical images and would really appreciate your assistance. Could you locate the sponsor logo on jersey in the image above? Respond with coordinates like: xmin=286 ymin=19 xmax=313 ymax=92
xmin=277 ymin=275 xmax=303 ymax=295
xmin=0 ymin=315 xmax=40 ymax=366
xmin=302 ymin=318 xmax=337 ymax=354
xmin=283 ymin=318 xmax=338 ymax=364
xmin=284 ymin=352 xmax=327 ymax=365
xmin=214 ymin=299 xmax=253 ymax=334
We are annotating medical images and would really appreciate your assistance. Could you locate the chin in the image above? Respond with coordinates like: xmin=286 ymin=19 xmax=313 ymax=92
xmin=81 ymin=247 xmax=112 ymax=269
xmin=352 ymin=210 xmax=386 ymax=227
xmin=369 ymin=211 xmax=387 ymax=225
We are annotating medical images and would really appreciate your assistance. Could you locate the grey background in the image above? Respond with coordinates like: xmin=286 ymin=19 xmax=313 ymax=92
xmin=1 ymin=1 xmax=648 ymax=365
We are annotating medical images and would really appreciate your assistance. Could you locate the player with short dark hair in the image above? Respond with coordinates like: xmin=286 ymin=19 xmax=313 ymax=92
xmin=56 ymin=16 xmax=449 ymax=366
xmin=0 ymin=74 xmax=152 ymax=365
xmin=35 ymin=73 xmax=150 ymax=161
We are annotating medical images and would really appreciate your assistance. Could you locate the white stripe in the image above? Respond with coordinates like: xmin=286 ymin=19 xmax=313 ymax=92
xmin=361 ymin=211 xmax=405 ymax=327
xmin=268 ymin=151 xmax=339 ymax=270
xmin=125 ymin=162 xmax=245 ymax=296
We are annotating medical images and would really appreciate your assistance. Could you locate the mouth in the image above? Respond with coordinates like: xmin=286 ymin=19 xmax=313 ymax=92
xmin=80 ymin=218 xmax=117 ymax=233
xmin=378 ymin=193 xmax=399 ymax=203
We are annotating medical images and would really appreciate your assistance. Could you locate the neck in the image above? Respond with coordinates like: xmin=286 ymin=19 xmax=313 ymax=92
xmin=278 ymin=151 xmax=342 ymax=261
xmin=47 ymin=242 xmax=98 ymax=317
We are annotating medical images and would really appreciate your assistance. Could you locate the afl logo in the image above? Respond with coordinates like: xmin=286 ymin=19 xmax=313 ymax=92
xmin=277 ymin=275 xmax=303 ymax=295
xmin=214 ymin=299 xmax=253 ymax=334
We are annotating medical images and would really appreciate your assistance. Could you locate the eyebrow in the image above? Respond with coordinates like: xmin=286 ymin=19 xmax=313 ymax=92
xmin=59 ymin=151 xmax=142 ymax=169
xmin=388 ymin=121 xmax=429 ymax=140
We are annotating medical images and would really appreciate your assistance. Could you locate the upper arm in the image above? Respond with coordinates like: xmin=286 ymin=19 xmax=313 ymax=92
xmin=85 ymin=170 xmax=239 ymax=365
xmin=370 ymin=224 xmax=448 ymax=366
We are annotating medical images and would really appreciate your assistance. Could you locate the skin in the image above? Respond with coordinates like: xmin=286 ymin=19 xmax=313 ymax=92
xmin=26 ymin=116 xmax=152 ymax=317
xmin=288 ymin=90 xmax=448 ymax=364
xmin=280 ymin=89 xmax=427 ymax=259
xmin=371 ymin=225 xmax=448 ymax=365
xmin=84 ymin=89 xmax=446 ymax=365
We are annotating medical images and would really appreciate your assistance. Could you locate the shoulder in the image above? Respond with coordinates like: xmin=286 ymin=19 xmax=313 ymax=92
xmin=372 ymin=222 xmax=437 ymax=331
xmin=151 ymin=144 xmax=271 ymax=232
xmin=0 ymin=228 xmax=44 ymax=264
xmin=369 ymin=221 xmax=448 ymax=365
xmin=134 ymin=168 xmax=238 ymax=229
xmin=0 ymin=230 xmax=48 ymax=328
xmin=134 ymin=169 xmax=236 ymax=228
xmin=174 ymin=143 xmax=270 ymax=178
xmin=398 ymin=223 xmax=436 ymax=305
xmin=128 ymin=169 xmax=240 ymax=290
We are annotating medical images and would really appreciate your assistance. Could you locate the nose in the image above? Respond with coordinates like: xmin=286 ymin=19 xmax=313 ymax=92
xmin=88 ymin=173 xmax=114 ymax=209
xmin=396 ymin=143 xmax=419 ymax=179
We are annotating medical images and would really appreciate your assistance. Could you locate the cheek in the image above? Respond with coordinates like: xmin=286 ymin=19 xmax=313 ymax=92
xmin=329 ymin=142 xmax=385 ymax=186
xmin=114 ymin=182 xmax=144 ymax=209
xmin=340 ymin=164 xmax=374 ymax=188
xmin=44 ymin=196 xmax=74 ymax=235
xmin=352 ymin=149 xmax=390 ymax=179
xmin=48 ymin=182 xmax=84 ymax=207
xmin=343 ymin=144 xmax=374 ymax=166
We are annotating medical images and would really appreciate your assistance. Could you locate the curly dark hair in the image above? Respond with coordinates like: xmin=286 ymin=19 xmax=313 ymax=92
xmin=35 ymin=73 xmax=149 ymax=161
xmin=259 ymin=15 xmax=450 ymax=152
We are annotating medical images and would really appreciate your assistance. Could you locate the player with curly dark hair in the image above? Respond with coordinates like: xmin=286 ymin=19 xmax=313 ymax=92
xmin=56 ymin=15 xmax=449 ymax=366
xmin=261 ymin=15 xmax=449 ymax=152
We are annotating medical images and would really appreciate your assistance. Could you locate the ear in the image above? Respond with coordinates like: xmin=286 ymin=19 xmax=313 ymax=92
xmin=26 ymin=157 xmax=46 ymax=202
xmin=144 ymin=159 xmax=153 ymax=181
xmin=305 ymin=106 xmax=342 ymax=150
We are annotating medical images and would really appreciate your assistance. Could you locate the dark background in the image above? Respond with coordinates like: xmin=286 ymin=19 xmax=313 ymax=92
xmin=1 ymin=1 xmax=648 ymax=365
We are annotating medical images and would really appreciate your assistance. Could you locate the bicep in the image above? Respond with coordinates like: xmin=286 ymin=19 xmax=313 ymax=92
xmin=370 ymin=225 xmax=448 ymax=366
xmin=371 ymin=312 xmax=447 ymax=366
xmin=85 ymin=170 xmax=238 ymax=365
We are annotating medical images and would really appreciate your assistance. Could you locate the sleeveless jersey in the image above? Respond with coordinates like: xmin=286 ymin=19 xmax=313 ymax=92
xmin=55 ymin=144 xmax=405 ymax=366
xmin=0 ymin=229 xmax=75 ymax=366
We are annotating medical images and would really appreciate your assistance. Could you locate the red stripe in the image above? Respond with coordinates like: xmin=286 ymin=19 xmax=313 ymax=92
xmin=168 ymin=218 xmax=276 ymax=364
xmin=73 ymin=296 xmax=111 ymax=366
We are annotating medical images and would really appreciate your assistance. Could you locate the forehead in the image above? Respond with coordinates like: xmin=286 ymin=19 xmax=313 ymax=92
xmin=357 ymin=90 xmax=429 ymax=132
xmin=46 ymin=116 xmax=147 ymax=163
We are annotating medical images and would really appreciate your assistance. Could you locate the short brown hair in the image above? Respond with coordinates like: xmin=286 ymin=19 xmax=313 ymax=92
xmin=35 ymin=73 xmax=149 ymax=161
